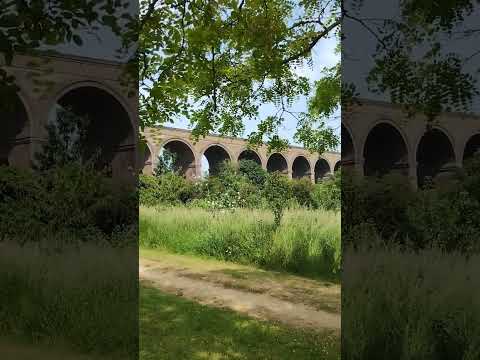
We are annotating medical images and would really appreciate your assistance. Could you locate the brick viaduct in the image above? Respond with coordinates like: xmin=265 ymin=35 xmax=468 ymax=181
xmin=343 ymin=98 xmax=480 ymax=187
xmin=1 ymin=52 xmax=138 ymax=182
xmin=142 ymin=126 xmax=341 ymax=183
xmin=10 ymin=53 xmax=477 ymax=189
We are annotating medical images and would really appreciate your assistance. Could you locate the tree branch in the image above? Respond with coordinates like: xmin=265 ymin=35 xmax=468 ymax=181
xmin=282 ymin=18 xmax=340 ymax=64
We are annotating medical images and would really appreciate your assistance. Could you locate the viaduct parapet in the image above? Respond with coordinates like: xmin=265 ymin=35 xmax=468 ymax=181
xmin=142 ymin=126 xmax=341 ymax=183
xmin=1 ymin=53 xmax=138 ymax=182
xmin=343 ymin=98 xmax=480 ymax=187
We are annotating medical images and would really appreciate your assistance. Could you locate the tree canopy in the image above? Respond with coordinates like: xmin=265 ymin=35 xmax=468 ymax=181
xmin=138 ymin=0 xmax=341 ymax=153
xmin=343 ymin=0 xmax=480 ymax=120
xmin=0 ymin=0 xmax=135 ymax=107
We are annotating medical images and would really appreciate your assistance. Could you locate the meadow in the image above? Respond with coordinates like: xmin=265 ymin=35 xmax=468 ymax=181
xmin=0 ymin=241 xmax=138 ymax=359
xmin=342 ymin=245 xmax=480 ymax=360
xmin=139 ymin=206 xmax=341 ymax=279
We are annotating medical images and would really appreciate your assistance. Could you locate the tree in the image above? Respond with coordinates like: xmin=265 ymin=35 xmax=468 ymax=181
xmin=342 ymin=0 xmax=480 ymax=120
xmin=138 ymin=0 xmax=341 ymax=153
xmin=264 ymin=171 xmax=292 ymax=227
xmin=33 ymin=107 xmax=98 ymax=170
xmin=154 ymin=149 xmax=180 ymax=176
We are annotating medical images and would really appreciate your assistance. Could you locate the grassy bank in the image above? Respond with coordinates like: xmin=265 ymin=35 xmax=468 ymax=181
xmin=139 ymin=206 xmax=341 ymax=279
xmin=0 ymin=241 xmax=137 ymax=359
xmin=140 ymin=285 xmax=339 ymax=360
xmin=342 ymin=246 xmax=480 ymax=359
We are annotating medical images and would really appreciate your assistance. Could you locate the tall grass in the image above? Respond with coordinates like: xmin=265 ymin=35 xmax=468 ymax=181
xmin=342 ymin=245 xmax=480 ymax=360
xmin=0 ymin=241 xmax=138 ymax=358
xmin=139 ymin=206 xmax=340 ymax=279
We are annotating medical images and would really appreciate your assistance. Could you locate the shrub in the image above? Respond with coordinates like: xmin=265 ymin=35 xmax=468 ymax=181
xmin=139 ymin=174 xmax=161 ymax=206
xmin=313 ymin=170 xmax=341 ymax=211
xmin=291 ymin=178 xmax=315 ymax=207
xmin=0 ymin=164 xmax=136 ymax=245
xmin=157 ymin=172 xmax=194 ymax=204
xmin=407 ymin=180 xmax=480 ymax=252
xmin=342 ymin=172 xmax=415 ymax=246
xmin=264 ymin=172 xmax=292 ymax=226
xmin=238 ymin=159 xmax=267 ymax=188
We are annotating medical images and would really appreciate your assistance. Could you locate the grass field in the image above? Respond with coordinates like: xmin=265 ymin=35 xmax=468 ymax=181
xmin=140 ymin=285 xmax=340 ymax=360
xmin=140 ymin=206 xmax=340 ymax=279
xmin=0 ymin=241 xmax=137 ymax=359
xmin=342 ymin=245 xmax=480 ymax=359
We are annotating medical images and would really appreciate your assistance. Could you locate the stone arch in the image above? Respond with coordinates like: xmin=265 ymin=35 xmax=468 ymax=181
xmin=161 ymin=138 xmax=197 ymax=178
xmin=141 ymin=142 xmax=154 ymax=175
xmin=341 ymin=123 xmax=355 ymax=167
xmin=463 ymin=134 xmax=480 ymax=163
xmin=51 ymin=81 xmax=136 ymax=133
xmin=238 ymin=149 xmax=262 ymax=166
xmin=267 ymin=153 xmax=288 ymax=174
xmin=202 ymin=144 xmax=232 ymax=176
xmin=292 ymin=156 xmax=311 ymax=179
xmin=52 ymin=84 xmax=135 ymax=178
xmin=315 ymin=158 xmax=331 ymax=182
xmin=416 ymin=128 xmax=456 ymax=187
xmin=363 ymin=122 xmax=409 ymax=177
xmin=0 ymin=91 xmax=30 ymax=167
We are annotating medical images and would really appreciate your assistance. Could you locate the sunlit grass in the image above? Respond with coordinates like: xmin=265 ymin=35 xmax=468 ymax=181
xmin=139 ymin=206 xmax=340 ymax=279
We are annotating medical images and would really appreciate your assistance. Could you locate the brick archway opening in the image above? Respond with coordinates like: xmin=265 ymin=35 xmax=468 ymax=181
xmin=267 ymin=153 xmax=288 ymax=174
xmin=1 ymin=93 xmax=29 ymax=167
xmin=292 ymin=156 xmax=311 ymax=179
xmin=54 ymin=86 xmax=134 ymax=178
xmin=315 ymin=159 xmax=330 ymax=182
xmin=463 ymin=134 xmax=480 ymax=163
xmin=364 ymin=123 xmax=408 ymax=177
xmin=203 ymin=145 xmax=231 ymax=176
xmin=417 ymin=129 xmax=455 ymax=187
xmin=238 ymin=149 xmax=261 ymax=165
xmin=334 ymin=161 xmax=341 ymax=172
xmin=162 ymin=140 xmax=196 ymax=178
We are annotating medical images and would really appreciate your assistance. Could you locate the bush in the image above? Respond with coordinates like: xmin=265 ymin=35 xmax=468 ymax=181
xmin=407 ymin=181 xmax=480 ymax=252
xmin=238 ymin=159 xmax=267 ymax=188
xmin=264 ymin=172 xmax=292 ymax=226
xmin=313 ymin=170 xmax=341 ymax=211
xmin=157 ymin=172 xmax=195 ymax=204
xmin=195 ymin=162 xmax=264 ymax=210
xmin=342 ymin=157 xmax=480 ymax=252
xmin=291 ymin=178 xmax=315 ymax=207
xmin=139 ymin=174 xmax=161 ymax=206
xmin=342 ymin=172 xmax=416 ymax=246
xmin=139 ymin=158 xmax=341 ymax=213
xmin=0 ymin=164 xmax=136 ymax=245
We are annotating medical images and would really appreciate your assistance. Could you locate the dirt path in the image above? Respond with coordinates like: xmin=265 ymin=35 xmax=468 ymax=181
xmin=140 ymin=253 xmax=340 ymax=332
